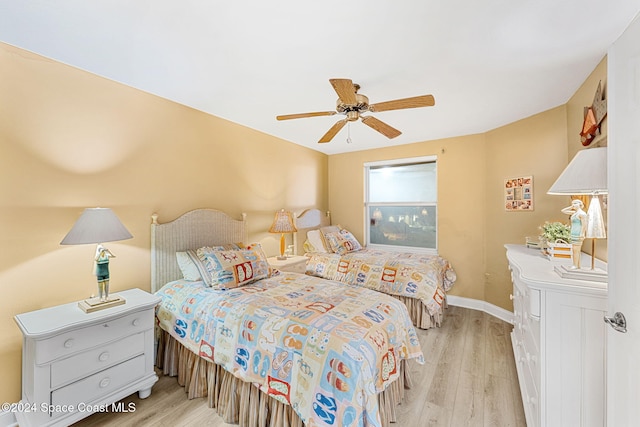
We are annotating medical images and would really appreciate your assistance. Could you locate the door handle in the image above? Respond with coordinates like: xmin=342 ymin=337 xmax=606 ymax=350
xmin=604 ymin=312 xmax=627 ymax=333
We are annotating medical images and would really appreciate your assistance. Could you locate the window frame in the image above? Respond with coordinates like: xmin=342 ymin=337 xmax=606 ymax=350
xmin=363 ymin=155 xmax=438 ymax=254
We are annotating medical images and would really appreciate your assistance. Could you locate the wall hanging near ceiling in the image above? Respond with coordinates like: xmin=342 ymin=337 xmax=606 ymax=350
xmin=580 ymin=80 xmax=607 ymax=146
xmin=505 ymin=175 xmax=533 ymax=211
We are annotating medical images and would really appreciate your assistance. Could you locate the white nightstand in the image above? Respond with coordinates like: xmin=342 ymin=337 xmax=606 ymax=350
xmin=13 ymin=288 xmax=161 ymax=427
xmin=267 ymin=255 xmax=308 ymax=274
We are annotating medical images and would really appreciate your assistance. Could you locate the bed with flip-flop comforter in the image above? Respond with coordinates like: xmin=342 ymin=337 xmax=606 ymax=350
xmin=304 ymin=249 xmax=456 ymax=329
xmin=155 ymin=271 xmax=424 ymax=427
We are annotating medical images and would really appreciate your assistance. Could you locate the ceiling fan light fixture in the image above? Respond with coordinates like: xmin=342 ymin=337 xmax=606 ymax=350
xmin=277 ymin=78 xmax=435 ymax=144
xmin=346 ymin=111 xmax=359 ymax=121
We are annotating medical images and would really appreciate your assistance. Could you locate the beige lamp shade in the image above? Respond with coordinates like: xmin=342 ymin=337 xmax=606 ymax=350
xmin=61 ymin=207 xmax=133 ymax=245
xmin=547 ymin=147 xmax=607 ymax=195
xmin=268 ymin=209 xmax=297 ymax=234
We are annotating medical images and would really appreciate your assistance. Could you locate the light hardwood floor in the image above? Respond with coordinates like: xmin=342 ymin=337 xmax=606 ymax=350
xmin=73 ymin=306 xmax=526 ymax=427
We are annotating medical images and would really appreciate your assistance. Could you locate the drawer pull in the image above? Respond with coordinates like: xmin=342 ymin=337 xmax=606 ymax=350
xmin=64 ymin=339 xmax=74 ymax=349
xmin=132 ymin=318 xmax=140 ymax=327
xmin=509 ymin=294 xmax=514 ymax=301
xmin=99 ymin=377 xmax=111 ymax=388
xmin=99 ymin=351 xmax=110 ymax=362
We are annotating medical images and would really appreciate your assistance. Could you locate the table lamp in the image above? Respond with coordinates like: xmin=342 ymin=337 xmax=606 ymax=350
xmin=269 ymin=209 xmax=297 ymax=260
xmin=61 ymin=207 xmax=133 ymax=312
xmin=547 ymin=147 xmax=607 ymax=279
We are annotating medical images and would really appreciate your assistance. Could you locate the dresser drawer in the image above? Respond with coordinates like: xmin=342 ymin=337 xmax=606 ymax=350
xmin=35 ymin=309 xmax=153 ymax=365
xmin=51 ymin=354 xmax=146 ymax=409
xmin=521 ymin=326 xmax=540 ymax=392
xmin=51 ymin=332 xmax=145 ymax=388
xmin=520 ymin=356 xmax=540 ymax=427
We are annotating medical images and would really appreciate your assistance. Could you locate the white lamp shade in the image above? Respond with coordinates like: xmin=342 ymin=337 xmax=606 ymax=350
xmin=547 ymin=147 xmax=607 ymax=195
xmin=61 ymin=208 xmax=133 ymax=245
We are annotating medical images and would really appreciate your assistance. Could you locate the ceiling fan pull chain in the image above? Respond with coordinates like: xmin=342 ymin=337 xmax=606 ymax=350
xmin=347 ymin=123 xmax=352 ymax=144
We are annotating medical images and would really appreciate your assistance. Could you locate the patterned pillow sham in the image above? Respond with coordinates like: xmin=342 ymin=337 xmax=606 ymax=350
xmin=196 ymin=243 xmax=271 ymax=289
xmin=324 ymin=229 xmax=362 ymax=255
xmin=176 ymin=243 xmax=243 ymax=283
xmin=319 ymin=225 xmax=341 ymax=253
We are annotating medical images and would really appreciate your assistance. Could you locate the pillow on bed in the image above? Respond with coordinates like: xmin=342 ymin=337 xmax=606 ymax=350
xmin=176 ymin=251 xmax=203 ymax=281
xmin=196 ymin=243 xmax=271 ymax=289
xmin=324 ymin=229 xmax=362 ymax=255
xmin=305 ymin=229 xmax=329 ymax=253
xmin=319 ymin=225 xmax=342 ymax=252
xmin=176 ymin=243 xmax=244 ymax=282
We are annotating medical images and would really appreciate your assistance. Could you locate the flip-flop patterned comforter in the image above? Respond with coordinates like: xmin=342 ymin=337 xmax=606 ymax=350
xmin=155 ymin=272 xmax=424 ymax=427
xmin=304 ymin=249 xmax=456 ymax=317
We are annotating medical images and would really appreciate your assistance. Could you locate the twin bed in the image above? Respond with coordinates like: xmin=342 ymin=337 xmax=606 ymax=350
xmin=151 ymin=209 xmax=428 ymax=427
xmin=293 ymin=209 xmax=456 ymax=330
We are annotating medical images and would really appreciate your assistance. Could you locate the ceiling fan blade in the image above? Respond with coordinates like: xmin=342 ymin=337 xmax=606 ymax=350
xmin=319 ymin=119 xmax=348 ymax=143
xmin=361 ymin=116 xmax=402 ymax=139
xmin=369 ymin=94 xmax=435 ymax=112
xmin=329 ymin=78 xmax=357 ymax=105
xmin=276 ymin=111 xmax=336 ymax=121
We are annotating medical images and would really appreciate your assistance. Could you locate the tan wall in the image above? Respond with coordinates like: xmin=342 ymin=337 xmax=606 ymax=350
xmin=0 ymin=43 xmax=328 ymax=403
xmin=484 ymin=106 xmax=570 ymax=309
xmin=328 ymin=134 xmax=488 ymax=302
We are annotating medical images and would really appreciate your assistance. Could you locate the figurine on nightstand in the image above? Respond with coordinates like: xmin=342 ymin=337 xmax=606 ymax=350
xmin=94 ymin=244 xmax=115 ymax=301
xmin=561 ymin=199 xmax=587 ymax=269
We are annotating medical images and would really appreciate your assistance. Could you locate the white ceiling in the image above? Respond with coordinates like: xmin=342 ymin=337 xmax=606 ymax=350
xmin=2 ymin=1 xmax=639 ymax=155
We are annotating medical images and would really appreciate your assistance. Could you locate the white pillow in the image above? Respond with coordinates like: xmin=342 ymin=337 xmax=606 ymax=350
xmin=176 ymin=251 xmax=202 ymax=281
xmin=306 ymin=229 xmax=328 ymax=253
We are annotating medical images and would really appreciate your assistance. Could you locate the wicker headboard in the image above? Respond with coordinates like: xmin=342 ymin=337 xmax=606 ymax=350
xmin=150 ymin=209 xmax=248 ymax=292
xmin=293 ymin=208 xmax=331 ymax=255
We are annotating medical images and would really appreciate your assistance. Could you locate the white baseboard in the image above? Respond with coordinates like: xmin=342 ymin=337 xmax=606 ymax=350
xmin=447 ymin=295 xmax=514 ymax=325
xmin=0 ymin=410 xmax=18 ymax=427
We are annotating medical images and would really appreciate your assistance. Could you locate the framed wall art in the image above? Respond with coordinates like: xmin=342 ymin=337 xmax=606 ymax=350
xmin=505 ymin=176 xmax=533 ymax=211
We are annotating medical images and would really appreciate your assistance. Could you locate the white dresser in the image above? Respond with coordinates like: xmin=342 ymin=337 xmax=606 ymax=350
xmin=506 ymin=244 xmax=607 ymax=427
xmin=13 ymin=288 xmax=161 ymax=427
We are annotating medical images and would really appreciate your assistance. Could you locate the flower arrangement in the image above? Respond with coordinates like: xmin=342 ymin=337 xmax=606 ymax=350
xmin=539 ymin=221 xmax=571 ymax=244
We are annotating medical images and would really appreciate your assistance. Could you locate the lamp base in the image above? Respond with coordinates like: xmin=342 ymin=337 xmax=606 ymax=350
xmin=78 ymin=294 xmax=126 ymax=313
xmin=553 ymin=265 xmax=608 ymax=283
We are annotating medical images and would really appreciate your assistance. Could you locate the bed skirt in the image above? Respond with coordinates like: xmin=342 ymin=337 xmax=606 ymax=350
xmin=156 ymin=330 xmax=413 ymax=427
xmin=393 ymin=294 xmax=447 ymax=329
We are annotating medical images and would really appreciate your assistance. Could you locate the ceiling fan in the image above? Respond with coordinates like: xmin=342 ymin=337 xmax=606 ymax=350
xmin=276 ymin=78 xmax=435 ymax=143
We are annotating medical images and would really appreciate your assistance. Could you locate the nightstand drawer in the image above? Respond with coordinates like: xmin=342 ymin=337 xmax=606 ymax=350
xmin=35 ymin=309 xmax=153 ymax=365
xmin=268 ymin=256 xmax=307 ymax=274
xmin=283 ymin=261 xmax=306 ymax=274
xmin=51 ymin=354 xmax=145 ymax=409
xmin=50 ymin=332 xmax=145 ymax=388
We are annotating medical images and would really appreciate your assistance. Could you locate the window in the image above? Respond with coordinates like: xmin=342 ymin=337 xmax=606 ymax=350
xmin=364 ymin=156 xmax=437 ymax=253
